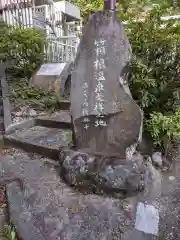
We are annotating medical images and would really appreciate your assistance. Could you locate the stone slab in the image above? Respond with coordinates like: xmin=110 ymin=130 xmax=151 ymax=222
xmin=36 ymin=111 xmax=71 ymax=129
xmin=36 ymin=63 xmax=67 ymax=76
xmin=39 ymin=111 xmax=71 ymax=123
xmin=4 ymin=126 xmax=72 ymax=160
xmin=29 ymin=62 xmax=73 ymax=99
xmin=58 ymin=100 xmax=70 ymax=110
xmin=6 ymin=111 xmax=71 ymax=135
xmin=7 ymin=126 xmax=71 ymax=149
xmin=5 ymin=119 xmax=36 ymax=135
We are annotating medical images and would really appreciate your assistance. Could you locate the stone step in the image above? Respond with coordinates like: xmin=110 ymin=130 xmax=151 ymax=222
xmin=6 ymin=110 xmax=72 ymax=135
xmin=57 ymin=100 xmax=70 ymax=110
xmin=36 ymin=110 xmax=72 ymax=129
xmin=4 ymin=126 xmax=72 ymax=160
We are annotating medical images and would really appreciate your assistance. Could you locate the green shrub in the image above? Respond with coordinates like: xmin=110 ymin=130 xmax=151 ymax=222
xmin=146 ymin=108 xmax=180 ymax=153
xmin=125 ymin=7 xmax=180 ymax=147
xmin=0 ymin=24 xmax=46 ymax=78
xmin=127 ymin=8 xmax=180 ymax=114
xmin=70 ymin=0 xmax=103 ymax=22
xmin=144 ymin=111 xmax=180 ymax=155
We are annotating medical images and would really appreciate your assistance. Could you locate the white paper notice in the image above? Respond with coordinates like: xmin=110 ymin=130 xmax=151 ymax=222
xmin=135 ymin=202 xmax=159 ymax=236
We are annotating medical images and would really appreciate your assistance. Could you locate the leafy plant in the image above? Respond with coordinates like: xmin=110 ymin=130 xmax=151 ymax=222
xmin=146 ymin=108 xmax=180 ymax=154
xmin=10 ymin=79 xmax=60 ymax=111
xmin=2 ymin=224 xmax=17 ymax=240
xmin=124 ymin=7 xmax=180 ymax=149
xmin=70 ymin=0 xmax=103 ymax=22
xmin=128 ymin=7 xmax=180 ymax=113
xmin=0 ymin=23 xmax=46 ymax=78
xmin=71 ymin=0 xmax=180 ymax=22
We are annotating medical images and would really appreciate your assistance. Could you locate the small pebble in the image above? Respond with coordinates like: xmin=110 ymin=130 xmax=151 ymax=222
xmin=168 ymin=176 xmax=175 ymax=181
xmin=29 ymin=109 xmax=37 ymax=117
xmin=124 ymin=205 xmax=133 ymax=218
xmin=15 ymin=111 xmax=23 ymax=117
xmin=152 ymin=152 xmax=163 ymax=167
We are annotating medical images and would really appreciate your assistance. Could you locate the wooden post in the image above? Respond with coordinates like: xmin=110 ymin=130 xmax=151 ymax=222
xmin=0 ymin=64 xmax=5 ymax=136
xmin=0 ymin=63 xmax=12 ymax=136
xmin=104 ymin=0 xmax=116 ymax=11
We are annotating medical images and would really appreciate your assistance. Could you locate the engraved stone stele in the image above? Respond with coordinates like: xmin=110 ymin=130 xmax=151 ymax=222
xmin=59 ymin=10 xmax=149 ymax=193
xmin=70 ymin=10 xmax=143 ymax=159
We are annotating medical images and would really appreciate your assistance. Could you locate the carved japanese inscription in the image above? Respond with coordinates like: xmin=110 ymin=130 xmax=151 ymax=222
xmin=70 ymin=11 xmax=143 ymax=158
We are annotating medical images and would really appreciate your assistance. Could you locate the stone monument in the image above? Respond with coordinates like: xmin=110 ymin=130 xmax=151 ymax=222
xmin=60 ymin=1 xmax=150 ymax=194
xmin=70 ymin=9 xmax=143 ymax=159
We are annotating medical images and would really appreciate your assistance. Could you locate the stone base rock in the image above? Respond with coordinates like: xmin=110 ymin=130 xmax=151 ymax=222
xmin=0 ymin=153 xmax=132 ymax=240
xmin=59 ymin=148 xmax=95 ymax=186
xmin=59 ymin=148 xmax=154 ymax=195
xmin=96 ymin=156 xmax=146 ymax=193
xmin=3 ymin=149 xmax=180 ymax=239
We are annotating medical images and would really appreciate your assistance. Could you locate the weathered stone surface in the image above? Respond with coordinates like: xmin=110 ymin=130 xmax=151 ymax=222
xmin=2 ymin=149 xmax=180 ymax=239
xmin=60 ymin=148 xmax=95 ymax=185
xmin=5 ymin=126 xmax=72 ymax=159
xmin=0 ymin=154 xmax=130 ymax=240
xmin=29 ymin=62 xmax=73 ymax=99
xmin=60 ymin=148 xmax=153 ymax=193
xmin=152 ymin=152 xmax=163 ymax=167
xmin=37 ymin=110 xmax=71 ymax=123
xmin=71 ymin=11 xmax=143 ymax=158
xmin=97 ymin=154 xmax=146 ymax=192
